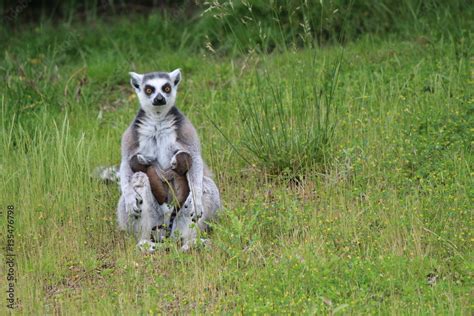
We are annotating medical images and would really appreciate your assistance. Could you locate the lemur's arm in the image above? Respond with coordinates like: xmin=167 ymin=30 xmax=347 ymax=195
xmin=177 ymin=120 xmax=204 ymax=218
xmin=187 ymin=151 xmax=204 ymax=217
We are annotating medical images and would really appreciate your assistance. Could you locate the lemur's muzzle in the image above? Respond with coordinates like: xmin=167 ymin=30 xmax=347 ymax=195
xmin=153 ymin=93 xmax=166 ymax=106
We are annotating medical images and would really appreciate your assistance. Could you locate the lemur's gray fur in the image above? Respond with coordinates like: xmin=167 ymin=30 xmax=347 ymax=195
xmin=116 ymin=69 xmax=220 ymax=252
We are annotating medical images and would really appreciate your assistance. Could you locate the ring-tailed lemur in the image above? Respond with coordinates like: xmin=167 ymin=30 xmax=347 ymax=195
xmin=116 ymin=69 xmax=221 ymax=252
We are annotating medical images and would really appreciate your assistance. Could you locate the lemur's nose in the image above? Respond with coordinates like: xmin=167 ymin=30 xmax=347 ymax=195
xmin=153 ymin=93 xmax=166 ymax=106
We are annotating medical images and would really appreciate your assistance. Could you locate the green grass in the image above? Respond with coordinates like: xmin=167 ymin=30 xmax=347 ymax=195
xmin=235 ymin=52 xmax=342 ymax=175
xmin=0 ymin=6 xmax=472 ymax=315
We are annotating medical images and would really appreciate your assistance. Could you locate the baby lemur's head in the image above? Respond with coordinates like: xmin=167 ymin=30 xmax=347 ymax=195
xmin=129 ymin=69 xmax=181 ymax=113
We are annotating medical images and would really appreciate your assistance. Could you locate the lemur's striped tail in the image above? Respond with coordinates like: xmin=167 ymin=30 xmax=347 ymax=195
xmin=92 ymin=165 xmax=120 ymax=184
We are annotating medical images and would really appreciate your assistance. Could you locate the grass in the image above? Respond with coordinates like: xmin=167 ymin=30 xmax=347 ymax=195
xmin=236 ymin=52 xmax=342 ymax=175
xmin=0 ymin=5 xmax=472 ymax=315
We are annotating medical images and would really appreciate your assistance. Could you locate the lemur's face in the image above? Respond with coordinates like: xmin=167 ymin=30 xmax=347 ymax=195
xmin=129 ymin=69 xmax=181 ymax=113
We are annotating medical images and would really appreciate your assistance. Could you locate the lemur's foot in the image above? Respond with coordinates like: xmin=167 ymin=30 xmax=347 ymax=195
xmin=181 ymin=243 xmax=191 ymax=252
xmin=180 ymin=238 xmax=210 ymax=252
xmin=151 ymin=224 xmax=170 ymax=242
xmin=200 ymin=238 xmax=211 ymax=247
xmin=137 ymin=239 xmax=157 ymax=254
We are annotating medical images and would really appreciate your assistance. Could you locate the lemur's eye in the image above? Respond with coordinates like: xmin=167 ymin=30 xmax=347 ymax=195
xmin=144 ymin=86 xmax=154 ymax=95
xmin=162 ymin=84 xmax=171 ymax=93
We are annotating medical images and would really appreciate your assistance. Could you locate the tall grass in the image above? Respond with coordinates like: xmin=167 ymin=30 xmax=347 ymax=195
xmin=202 ymin=1 xmax=347 ymax=175
xmin=238 ymin=53 xmax=343 ymax=175
xmin=200 ymin=0 xmax=471 ymax=53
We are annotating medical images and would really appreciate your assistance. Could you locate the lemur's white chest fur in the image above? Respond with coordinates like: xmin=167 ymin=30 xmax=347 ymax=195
xmin=136 ymin=111 xmax=177 ymax=169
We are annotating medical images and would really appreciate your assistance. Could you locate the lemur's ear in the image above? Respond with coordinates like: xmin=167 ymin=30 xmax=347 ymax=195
xmin=129 ymin=72 xmax=143 ymax=90
xmin=169 ymin=68 xmax=181 ymax=87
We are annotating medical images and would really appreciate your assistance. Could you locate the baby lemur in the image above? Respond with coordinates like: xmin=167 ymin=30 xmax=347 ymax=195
xmin=129 ymin=151 xmax=192 ymax=207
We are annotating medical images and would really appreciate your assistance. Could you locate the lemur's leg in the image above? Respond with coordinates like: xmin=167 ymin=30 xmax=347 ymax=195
xmin=171 ymin=176 xmax=221 ymax=251
xmin=117 ymin=194 xmax=129 ymax=230
xmin=171 ymin=194 xmax=197 ymax=251
xmin=186 ymin=155 xmax=205 ymax=220
xmin=151 ymin=203 xmax=173 ymax=243
xmin=131 ymin=172 xmax=162 ymax=253
xmin=198 ymin=176 xmax=221 ymax=231
xmin=119 ymin=159 xmax=143 ymax=218
xmin=117 ymin=194 xmax=140 ymax=235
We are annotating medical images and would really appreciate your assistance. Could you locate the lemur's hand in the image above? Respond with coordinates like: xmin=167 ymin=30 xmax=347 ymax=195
xmin=124 ymin=191 xmax=142 ymax=217
xmin=182 ymin=194 xmax=203 ymax=221
xmin=136 ymin=154 xmax=154 ymax=166
xmin=189 ymin=193 xmax=203 ymax=222
xmin=193 ymin=199 xmax=203 ymax=221
xmin=124 ymin=172 xmax=151 ymax=217
xmin=170 ymin=154 xmax=178 ymax=170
